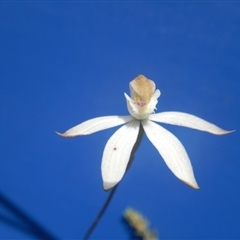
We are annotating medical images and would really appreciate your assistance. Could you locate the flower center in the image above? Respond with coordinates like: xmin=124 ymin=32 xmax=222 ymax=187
xmin=124 ymin=74 xmax=161 ymax=120
xmin=134 ymin=101 xmax=146 ymax=107
xmin=130 ymin=75 xmax=155 ymax=105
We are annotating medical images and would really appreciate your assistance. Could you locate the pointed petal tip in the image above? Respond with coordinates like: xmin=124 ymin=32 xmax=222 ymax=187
xmin=189 ymin=183 xmax=200 ymax=190
xmin=103 ymin=181 xmax=117 ymax=191
xmin=55 ymin=131 xmax=78 ymax=138
xmin=213 ymin=129 xmax=235 ymax=135
xmin=55 ymin=131 xmax=64 ymax=136
xmin=182 ymin=180 xmax=200 ymax=190
xmin=223 ymin=129 xmax=235 ymax=135
xmin=212 ymin=127 xmax=236 ymax=136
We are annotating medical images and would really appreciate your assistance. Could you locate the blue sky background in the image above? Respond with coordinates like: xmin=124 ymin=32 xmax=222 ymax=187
xmin=0 ymin=2 xmax=239 ymax=239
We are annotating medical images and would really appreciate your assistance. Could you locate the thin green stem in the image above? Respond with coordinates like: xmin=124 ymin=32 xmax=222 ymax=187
xmin=83 ymin=123 xmax=144 ymax=240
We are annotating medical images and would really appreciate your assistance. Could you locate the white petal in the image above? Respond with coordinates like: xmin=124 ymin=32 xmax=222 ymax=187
xmin=149 ymin=111 xmax=233 ymax=135
xmin=101 ymin=120 xmax=140 ymax=190
xmin=142 ymin=120 xmax=199 ymax=189
xmin=148 ymin=89 xmax=161 ymax=112
xmin=56 ymin=115 xmax=133 ymax=137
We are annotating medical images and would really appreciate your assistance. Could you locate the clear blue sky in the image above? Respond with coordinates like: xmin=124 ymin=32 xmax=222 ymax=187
xmin=0 ymin=2 xmax=239 ymax=239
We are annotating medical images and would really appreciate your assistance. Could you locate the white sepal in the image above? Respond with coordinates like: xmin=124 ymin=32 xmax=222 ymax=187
xmin=101 ymin=120 xmax=140 ymax=190
xmin=149 ymin=111 xmax=233 ymax=135
xmin=56 ymin=116 xmax=134 ymax=137
xmin=142 ymin=120 xmax=199 ymax=189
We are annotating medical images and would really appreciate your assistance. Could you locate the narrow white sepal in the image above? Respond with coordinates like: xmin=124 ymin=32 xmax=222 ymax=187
xmin=149 ymin=111 xmax=234 ymax=135
xmin=142 ymin=120 xmax=199 ymax=189
xmin=56 ymin=116 xmax=134 ymax=137
xmin=101 ymin=120 xmax=140 ymax=190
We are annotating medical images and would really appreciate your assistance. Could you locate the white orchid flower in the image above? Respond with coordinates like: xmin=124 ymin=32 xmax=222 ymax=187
xmin=57 ymin=75 xmax=233 ymax=191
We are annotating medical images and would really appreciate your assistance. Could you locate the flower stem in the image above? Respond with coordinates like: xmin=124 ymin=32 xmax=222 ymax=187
xmin=127 ymin=124 xmax=144 ymax=171
xmin=83 ymin=185 xmax=118 ymax=240
xmin=83 ymin=124 xmax=144 ymax=239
